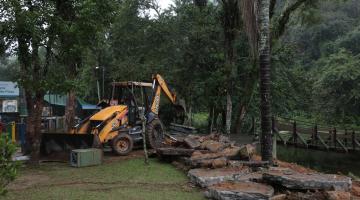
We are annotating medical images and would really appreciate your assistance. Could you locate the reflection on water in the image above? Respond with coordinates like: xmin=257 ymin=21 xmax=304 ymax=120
xmin=277 ymin=145 xmax=360 ymax=176
xmin=231 ymin=134 xmax=360 ymax=177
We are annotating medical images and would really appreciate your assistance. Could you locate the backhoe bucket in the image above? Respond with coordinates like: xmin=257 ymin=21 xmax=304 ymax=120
xmin=40 ymin=133 xmax=97 ymax=156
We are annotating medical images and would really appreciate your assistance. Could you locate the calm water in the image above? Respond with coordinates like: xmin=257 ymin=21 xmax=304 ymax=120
xmin=231 ymin=134 xmax=360 ymax=177
xmin=277 ymin=145 xmax=360 ymax=176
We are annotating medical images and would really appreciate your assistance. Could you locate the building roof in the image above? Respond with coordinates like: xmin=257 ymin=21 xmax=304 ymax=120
xmin=44 ymin=94 xmax=99 ymax=110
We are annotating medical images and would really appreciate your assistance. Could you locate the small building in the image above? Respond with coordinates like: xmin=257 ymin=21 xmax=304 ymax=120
xmin=0 ymin=81 xmax=22 ymax=123
xmin=43 ymin=94 xmax=99 ymax=119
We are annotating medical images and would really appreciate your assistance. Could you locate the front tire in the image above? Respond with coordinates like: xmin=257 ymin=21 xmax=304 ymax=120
xmin=112 ymin=134 xmax=134 ymax=156
xmin=146 ymin=119 xmax=165 ymax=149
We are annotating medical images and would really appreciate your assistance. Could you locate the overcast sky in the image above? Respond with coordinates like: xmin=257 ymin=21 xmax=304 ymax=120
xmin=158 ymin=0 xmax=173 ymax=9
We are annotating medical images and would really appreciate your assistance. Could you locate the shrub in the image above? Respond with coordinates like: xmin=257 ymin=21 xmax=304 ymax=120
xmin=0 ymin=136 xmax=19 ymax=195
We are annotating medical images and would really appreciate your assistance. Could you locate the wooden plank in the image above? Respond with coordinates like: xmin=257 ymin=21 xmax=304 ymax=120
xmin=355 ymin=139 xmax=360 ymax=148
xmin=170 ymin=123 xmax=196 ymax=130
xmin=296 ymin=132 xmax=308 ymax=148
xmin=169 ymin=126 xmax=197 ymax=134
xmin=317 ymin=135 xmax=329 ymax=150
xmin=336 ymin=139 xmax=348 ymax=153
xmin=156 ymin=147 xmax=209 ymax=156
xmin=274 ymin=131 xmax=285 ymax=143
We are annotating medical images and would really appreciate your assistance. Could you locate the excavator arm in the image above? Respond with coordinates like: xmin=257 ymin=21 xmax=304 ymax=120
xmin=150 ymin=74 xmax=177 ymax=115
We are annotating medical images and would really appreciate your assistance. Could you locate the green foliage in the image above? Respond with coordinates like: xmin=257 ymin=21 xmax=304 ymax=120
xmin=0 ymin=137 xmax=19 ymax=195
xmin=313 ymin=49 xmax=360 ymax=125
xmin=1 ymin=0 xmax=359 ymax=132
xmin=272 ymin=0 xmax=360 ymax=127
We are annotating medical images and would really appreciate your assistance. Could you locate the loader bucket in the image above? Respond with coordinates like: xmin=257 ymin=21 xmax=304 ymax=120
xmin=173 ymin=104 xmax=186 ymax=124
xmin=40 ymin=133 xmax=97 ymax=156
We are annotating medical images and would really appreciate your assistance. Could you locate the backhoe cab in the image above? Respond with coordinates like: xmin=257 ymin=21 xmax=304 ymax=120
xmin=40 ymin=74 xmax=186 ymax=156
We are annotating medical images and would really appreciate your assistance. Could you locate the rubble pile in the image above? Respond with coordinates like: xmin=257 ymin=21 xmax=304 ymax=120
xmin=157 ymin=132 xmax=356 ymax=200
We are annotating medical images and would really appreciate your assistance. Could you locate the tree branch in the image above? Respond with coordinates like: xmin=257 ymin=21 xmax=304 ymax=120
xmin=269 ymin=0 xmax=277 ymax=19
xmin=273 ymin=0 xmax=310 ymax=39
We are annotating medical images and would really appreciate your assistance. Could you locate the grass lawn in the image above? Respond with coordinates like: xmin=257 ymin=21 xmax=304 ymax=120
xmin=4 ymin=154 xmax=205 ymax=200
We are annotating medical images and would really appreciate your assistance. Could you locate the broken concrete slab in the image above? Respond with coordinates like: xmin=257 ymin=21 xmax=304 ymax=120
xmin=235 ymin=171 xmax=263 ymax=182
xmin=184 ymin=136 xmax=201 ymax=149
xmin=208 ymin=181 xmax=274 ymax=200
xmin=239 ymin=144 xmax=256 ymax=160
xmin=263 ymin=168 xmax=352 ymax=191
xmin=325 ymin=191 xmax=351 ymax=200
xmin=202 ymin=140 xmax=224 ymax=152
xmin=188 ymin=167 xmax=250 ymax=187
xmin=269 ymin=194 xmax=286 ymax=200
xmin=212 ymin=157 xmax=228 ymax=169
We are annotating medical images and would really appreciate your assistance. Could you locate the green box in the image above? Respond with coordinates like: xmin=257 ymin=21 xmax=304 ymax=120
xmin=70 ymin=148 xmax=103 ymax=167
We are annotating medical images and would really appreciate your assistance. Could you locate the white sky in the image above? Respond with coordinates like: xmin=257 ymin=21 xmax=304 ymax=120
xmin=157 ymin=0 xmax=173 ymax=9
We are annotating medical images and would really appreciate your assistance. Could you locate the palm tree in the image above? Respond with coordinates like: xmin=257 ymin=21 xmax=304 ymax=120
xmin=258 ymin=0 xmax=272 ymax=162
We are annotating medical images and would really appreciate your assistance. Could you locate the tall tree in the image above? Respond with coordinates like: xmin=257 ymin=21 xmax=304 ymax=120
xmin=259 ymin=0 xmax=272 ymax=162
xmin=52 ymin=0 xmax=117 ymax=130
xmin=1 ymin=0 xmax=56 ymax=162
xmin=220 ymin=0 xmax=242 ymax=134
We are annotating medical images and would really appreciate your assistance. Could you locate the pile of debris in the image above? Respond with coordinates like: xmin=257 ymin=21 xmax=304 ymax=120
xmin=160 ymin=133 xmax=259 ymax=168
xmin=157 ymin=133 xmax=354 ymax=200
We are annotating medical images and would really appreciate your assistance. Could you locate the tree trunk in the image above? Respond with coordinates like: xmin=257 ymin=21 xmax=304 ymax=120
xmin=235 ymin=104 xmax=246 ymax=134
xmin=25 ymin=90 xmax=44 ymax=163
xmin=235 ymin=69 xmax=258 ymax=134
xmin=259 ymin=0 xmax=273 ymax=163
xmin=225 ymin=92 xmax=232 ymax=134
xmin=65 ymin=90 xmax=76 ymax=131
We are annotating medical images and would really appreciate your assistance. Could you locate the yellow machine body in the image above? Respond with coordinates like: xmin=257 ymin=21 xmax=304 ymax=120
xmin=40 ymin=74 xmax=185 ymax=156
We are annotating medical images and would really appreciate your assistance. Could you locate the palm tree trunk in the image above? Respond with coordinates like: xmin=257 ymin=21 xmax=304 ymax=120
xmin=259 ymin=0 xmax=273 ymax=162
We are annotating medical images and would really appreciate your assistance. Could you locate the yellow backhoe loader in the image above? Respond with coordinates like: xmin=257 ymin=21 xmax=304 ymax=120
xmin=40 ymin=74 xmax=185 ymax=156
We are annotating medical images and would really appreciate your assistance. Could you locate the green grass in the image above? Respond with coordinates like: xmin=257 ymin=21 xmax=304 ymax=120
xmin=4 ymin=158 xmax=205 ymax=200
xmin=192 ymin=112 xmax=209 ymax=130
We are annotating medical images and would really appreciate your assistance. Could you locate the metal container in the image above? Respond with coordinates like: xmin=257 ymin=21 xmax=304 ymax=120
xmin=70 ymin=148 xmax=102 ymax=167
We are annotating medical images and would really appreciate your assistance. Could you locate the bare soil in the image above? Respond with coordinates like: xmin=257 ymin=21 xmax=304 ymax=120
xmin=7 ymin=174 xmax=50 ymax=190
xmin=191 ymin=166 xmax=250 ymax=177
xmin=210 ymin=181 xmax=273 ymax=194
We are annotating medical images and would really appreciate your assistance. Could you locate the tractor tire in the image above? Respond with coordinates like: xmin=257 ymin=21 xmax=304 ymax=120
xmin=112 ymin=134 xmax=134 ymax=156
xmin=146 ymin=118 xmax=165 ymax=149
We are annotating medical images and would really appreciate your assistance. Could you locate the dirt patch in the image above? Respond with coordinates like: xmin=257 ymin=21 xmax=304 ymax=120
xmin=7 ymin=174 xmax=50 ymax=190
xmin=251 ymin=154 xmax=314 ymax=174
xmin=103 ymin=149 xmax=149 ymax=163
xmin=211 ymin=181 xmax=272 ymax=194
xmin=276 ymin=160 xmax=315 ymax=174
xmin=191 ymin=166 xmax=249 ymax=177
xmin=352 ymin=181 xmax=360 ymax=197
xmin=286 ymin=191 xmax=327 ymax=200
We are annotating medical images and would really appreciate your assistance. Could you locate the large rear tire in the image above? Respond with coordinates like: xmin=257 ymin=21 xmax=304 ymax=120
xmin=146 ymin=119 xmax=165 ymax=149
xmin=112 ymin=134 xmax=134 ymax=156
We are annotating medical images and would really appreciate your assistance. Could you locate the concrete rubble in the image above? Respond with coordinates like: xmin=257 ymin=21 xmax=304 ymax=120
xmin=157 ymin=132 xmax=356 ymax=200
xmin=188 ymin=167 xmax=251 ymax=187
xmin=263 ymin=167 xmax=352 ymax=191
xmin=208 ymin=181 xmax=274 ymax=200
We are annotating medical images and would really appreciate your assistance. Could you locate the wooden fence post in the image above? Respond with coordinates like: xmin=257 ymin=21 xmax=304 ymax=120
xmin=293 ymin=121 xmax=297 ymax=145
xmin=352 ymin=130 xmax=356 ymax=150
xmin=344 ymin=128 xmax=348 ymax=147
xmin=272 ymin=117 xmax=277 ymax=159
xmin=252 ymin=116 xmax=256 ymax=136
xmin=314 ymin=124 xmax=318 ymax=146
xmin=333 ymin=127 xmax=337 ymax=148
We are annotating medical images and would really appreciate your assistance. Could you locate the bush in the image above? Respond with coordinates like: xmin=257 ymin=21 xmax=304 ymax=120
xmin=0 ymin=136 xmax=19 ymax=195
